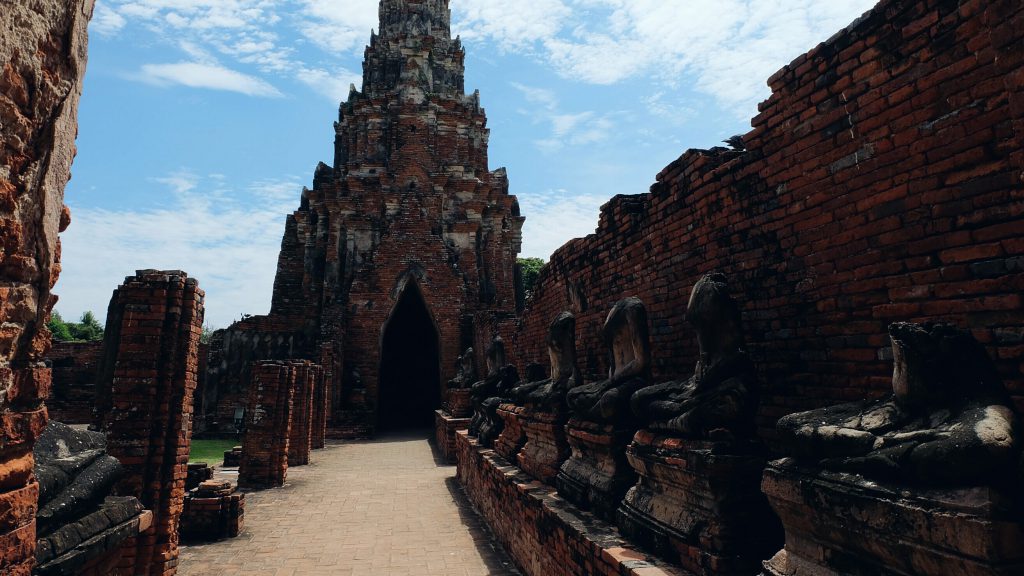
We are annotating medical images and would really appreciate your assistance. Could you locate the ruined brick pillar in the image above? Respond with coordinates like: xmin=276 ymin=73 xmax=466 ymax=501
xmin=287 ymin=361 xmax=316 ymax=466
xmin=96 ymin=270 xmax=205 ymax=576
xmin=238 ymin=362 xmax=296 ymax=488
xmin=311 ymin=360 xmax=329 ymax=450
xmin=0 ymin=1 xmax=92 ymax=573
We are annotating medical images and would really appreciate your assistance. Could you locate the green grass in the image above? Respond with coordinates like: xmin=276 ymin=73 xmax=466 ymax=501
xmin=189 ymin=439 xmax=239 ymax=465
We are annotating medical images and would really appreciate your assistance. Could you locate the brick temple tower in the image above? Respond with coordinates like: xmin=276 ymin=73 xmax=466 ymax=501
xmin=205 ymin=0 xmax=524 ymax=435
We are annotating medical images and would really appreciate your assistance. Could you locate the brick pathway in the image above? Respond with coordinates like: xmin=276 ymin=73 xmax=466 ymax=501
xmin=179 ymin=433 xmax=520 ymax=576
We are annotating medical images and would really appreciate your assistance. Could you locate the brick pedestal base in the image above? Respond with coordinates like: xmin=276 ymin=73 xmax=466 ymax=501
xmin=556 ymin=418 xmax=638 ymax=521
xmin=180 ymin=483 xmax=245 ymax=542
xmin=617 ymin=432 xmax=779 ymax=575
xmin=493 ymin=403 xmax=527 ymax=462
xmin=456 ymin=431 xmax=685 ymax=576
xmin=443 ymin=388 xmax=473 ymax=419
xmin=762 ymin=459 xmax=1024 ymax=576
xmin=517 ymin=409 xmax=569 ymax=484
xmin=435 ymin=409 xmax=472 ymax=464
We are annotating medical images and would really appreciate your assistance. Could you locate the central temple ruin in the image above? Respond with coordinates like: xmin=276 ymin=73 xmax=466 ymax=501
xmin=202 ymin=0 xmax=524 ymax=436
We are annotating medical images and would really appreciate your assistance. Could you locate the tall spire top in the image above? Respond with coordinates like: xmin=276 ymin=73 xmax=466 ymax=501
xmin=360 ymin=0 xmax=464 ymax=99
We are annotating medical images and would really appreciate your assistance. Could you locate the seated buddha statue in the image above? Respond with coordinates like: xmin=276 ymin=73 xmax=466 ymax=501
xmin=510 ymin=311 xmax=578 ymax=412
xmin=469 ymin=337 xmax=518 ymax=438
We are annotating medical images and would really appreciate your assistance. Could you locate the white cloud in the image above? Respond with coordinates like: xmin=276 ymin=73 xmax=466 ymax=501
xmin=295 ymin=66 xmax=362 ymax=102
xmin=138 ymin=62 xmax=284 ymax=97
xmin=59 ymin=173 xmax=303 ymax=328
xmin=518 ymin=190 xmax=606 ymax=259
xmin=297 ymin=0 xmax=381 ymax=54
xmin=91 ymin=1 xmax=127 ymax=36
xmin=457 ymin=0 xmax=877 ymax=116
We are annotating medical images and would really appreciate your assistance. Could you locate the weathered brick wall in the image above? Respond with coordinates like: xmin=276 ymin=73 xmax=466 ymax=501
xmin=45 ymin=340 xmax=102 ymax=424
xmin=95 ymin=270 xmax=205 ymax=576
xmin=515 ymin=0 xmax=1024 ymax=442
xmin=238 ymin=361 xmax=296 ymax=488
xmin=311 ymin=359 xmax=329 ymax=450
xmin=456 ymin=432 xmax=684 ymax=576
xmin=0 ymin=1 xmax=92 ymax=573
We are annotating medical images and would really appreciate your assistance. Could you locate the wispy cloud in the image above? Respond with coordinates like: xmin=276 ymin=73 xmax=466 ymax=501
xmin=518 ymin=189 xmax=606 ymax=259
xmin=137 ymin=62 xmax=284 ymax=97
xmin=511 ymin=82 xmax=617 ymax=152
xmin=59 ymin=172 xmax=302 ymax=328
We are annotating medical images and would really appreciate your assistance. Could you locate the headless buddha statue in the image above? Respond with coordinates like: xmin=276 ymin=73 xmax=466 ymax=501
xmin=469 ymin=337 xmax=519 ymax=439
xmin=446 ymin=347 xmax=476 ymax=389
xmin=631 ymin=273 xmax=758 ymax=438
xmin=511 ymin=312 xmax=578 ymax=411
xmin=778 ymin=322 xmax=1020 ymax=486
xmin=566 ymin=298 xmax=650 ymax=424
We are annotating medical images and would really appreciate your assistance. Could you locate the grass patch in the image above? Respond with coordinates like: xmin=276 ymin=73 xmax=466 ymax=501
xmin=189 ymin=439 xmax=239 ymax=465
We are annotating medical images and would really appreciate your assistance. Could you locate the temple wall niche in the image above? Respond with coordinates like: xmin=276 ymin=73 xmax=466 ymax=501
xmin=514 ymin=0 xmax=1024 ymax=443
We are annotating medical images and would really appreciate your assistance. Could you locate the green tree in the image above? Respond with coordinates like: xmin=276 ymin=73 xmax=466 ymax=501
xmin=47 ymin=311 xmax=74 ymax=342
xmin=517 ymin=257 xmax=546 ymax=299
xmin=69 ymin=311 xmax=104 ymax=342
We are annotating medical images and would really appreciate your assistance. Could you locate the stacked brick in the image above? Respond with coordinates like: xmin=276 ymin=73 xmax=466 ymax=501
xmin=287 ymin=361 xmax=319 ymax=466
xmin=513 ymin=0 xmax=1024 ymax=443
xmin=94 ymin=270 xmax=205 ymax=576
xmin=238 ymin=362 xmax=296 ymax=488
xmin=0 ymin=1 xmax=91 ymax=573
xmin=311 ymin=358 xmax=330 ymax=450
xmin=45 ymin=341 xmax=103 ymax=424
xmin=180 ymin=481 xmax=244 ymax=542
xmin=493 ymin=404 xmax=527 ymax=462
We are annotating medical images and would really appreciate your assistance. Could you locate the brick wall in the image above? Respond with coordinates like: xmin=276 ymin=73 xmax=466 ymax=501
xmin=238 ymin=361 xmax=296 ymax=488
xmin=45 ymin=341 xmax=102 ymax=424
xmin=0 ymin=1 xmax=92 ymax=573
xmin=514 ymin=0 xmax=1024 ymax=442
xmin=95 ymin=270 xmax=205 ymax=576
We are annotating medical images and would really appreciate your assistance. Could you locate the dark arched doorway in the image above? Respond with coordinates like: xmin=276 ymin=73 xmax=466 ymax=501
xmin=378 ymin=281 xmax=441 ymax=430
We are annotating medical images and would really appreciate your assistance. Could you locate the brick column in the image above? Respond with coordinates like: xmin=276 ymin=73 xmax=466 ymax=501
xmin=311 ymin=363 xmax=328 ymax=450
xmin=287 ymin=362 xmax=315 ymax=466
xmin=238 ymin=362 xmax=296 ymax=488
xmin=97 ymin=270 xmax=204 ymax=576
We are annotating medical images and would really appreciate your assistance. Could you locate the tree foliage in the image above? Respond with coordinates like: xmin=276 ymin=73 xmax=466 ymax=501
xmin=48 ymin=311 xmax=104 ymax=342
xmin=517 ymin=257 xmax=546 ymax=299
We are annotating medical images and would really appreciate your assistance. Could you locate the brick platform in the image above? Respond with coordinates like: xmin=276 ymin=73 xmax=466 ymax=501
xmin=443 ymin=388 xmax=474 ymax=419
xmin=239 ymin=361 xmax=296 ymax=488
xmin=435 ymin=409 xmax=472 ymax=464
xmin=180 ymin=482 xmax=244 ymax=542
xmin=556 ymin=419 xmax=639 ymax=521
xmin=617 ymin=432 xmax=780 ymax=576
xmin=494 ymin=403 xmax=527 ymax=462
xmin=95 ymin=270 xmax=205 ymax=576
xmin=517 ymin=409 xmax=571 ymax=485
xmin=456 ymin=431 xmax=685 ymax=576
xmin=762 ymin=459 xmax=1024 ymax=576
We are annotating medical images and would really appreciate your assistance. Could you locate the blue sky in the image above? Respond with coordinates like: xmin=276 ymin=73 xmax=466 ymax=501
xmin=60 ymin=0 xmax=877 ymax=328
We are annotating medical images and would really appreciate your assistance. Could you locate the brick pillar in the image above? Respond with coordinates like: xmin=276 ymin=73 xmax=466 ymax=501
xmin=287 ymin=362 xmax=315 ymax=466
xmin=238 ymin=362 xmax=296 ymax=488
xmin=0 ymin=1 xmax=91 ymax=574
xmin=97 ymin=270 xmax=204 ymax=576
xmin=311 ymin=363 xmax=328 ymax=450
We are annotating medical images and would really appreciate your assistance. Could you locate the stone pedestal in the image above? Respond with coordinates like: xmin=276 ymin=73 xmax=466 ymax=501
xmin=517 ymin=409 xmax=570 ymax=484
xmin=617 ymin=431 xmax=779 ymax=575
xmin=556 ymin=418 xmax=637 ymax=520
xmin=435 ymin=409 xmax=472 ymax=464
xmin=444 ymin=388 xmax=474 ymax=418
xmin=762 ymin=459 xmax=1024 ymax=576
xmin=494 ymin=403 xmax=527 ymax=462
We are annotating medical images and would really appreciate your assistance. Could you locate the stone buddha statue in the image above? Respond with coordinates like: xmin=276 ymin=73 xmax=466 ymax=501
xmin=446 ymin=347 xmax=476 ymax=389
xmin=566 ymin=298 xmax=650 ymax=423
xmin=511 ymin=312 xmax=578 ymax=411
xmin=630 ymin=273 xmax=758 ymax=438
xmin=777 ymin=322 xmax=1020 ymax=486
xmin=469 ymin=337 xmax=518 ymax=439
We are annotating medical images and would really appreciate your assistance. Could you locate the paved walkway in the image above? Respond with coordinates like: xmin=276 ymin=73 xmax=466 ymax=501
xmin=179 ymin=433 xmax=520 ymax=576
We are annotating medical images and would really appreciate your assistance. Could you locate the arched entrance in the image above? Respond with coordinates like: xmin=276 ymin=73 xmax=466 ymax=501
xmin=378 ymin=281 xmax=441 ymax=430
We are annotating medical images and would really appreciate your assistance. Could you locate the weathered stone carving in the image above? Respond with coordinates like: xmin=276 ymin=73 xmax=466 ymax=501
xmin=765 ymin=322 xmax=1024 ymax=576
xmin=446 ymin=348 xmax=476 ymax=389
xmin=558 ymin=298 xmax=650 ymax=520
xmin=630 ymin=273 xmax=757 ymax=438
xmin=566 ymin=298 xmax=650 ymax=423
xmin=469 ymin=337 xmax=519 ymax=446
xmin=778 ymin=322 xmax=1019 ymax=486
xmin=617 ymin=274 xmax=779 ymax=575
xmin=34 ymin=422 xmax=150 ymax=576
xmin=512 ymin=312 xmax=578 ymax=411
